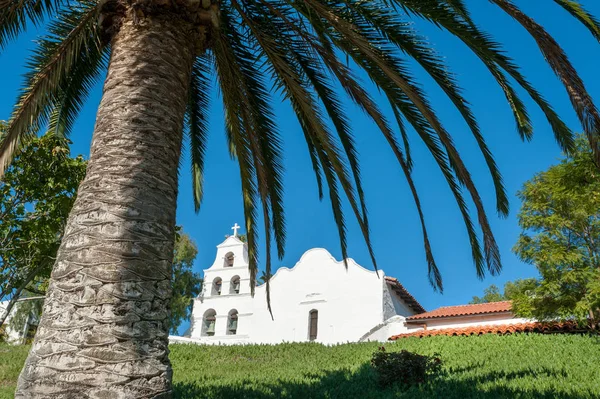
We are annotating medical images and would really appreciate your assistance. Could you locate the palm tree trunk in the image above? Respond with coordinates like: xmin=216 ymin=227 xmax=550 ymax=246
xmin=16 ymin=13 xmax=196 ymax=399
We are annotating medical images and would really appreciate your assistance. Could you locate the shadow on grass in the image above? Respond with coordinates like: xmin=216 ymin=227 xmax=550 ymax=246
xmin=173 ymin=362 xmax=597 ymax=399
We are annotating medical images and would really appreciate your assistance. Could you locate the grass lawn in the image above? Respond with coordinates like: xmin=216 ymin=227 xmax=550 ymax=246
xmin=2 ymin=334 xmax=600 ymax=398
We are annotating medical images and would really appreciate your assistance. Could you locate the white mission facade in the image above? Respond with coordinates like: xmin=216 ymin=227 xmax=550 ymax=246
xmin=183 ymin=226 xmax=426 ymax=345
xmin=174 ymin=226 xmax=528 ymax=345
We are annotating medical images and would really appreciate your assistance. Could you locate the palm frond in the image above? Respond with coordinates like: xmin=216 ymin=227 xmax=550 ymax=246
xmin=233 ymin=0 xmax=381 ymax=273
xmin=0 ymin=2 xmax=101 ymax=177
xmin=213 ymin=6 xmax=288 ymax=315
xmin=48 ymin=44 xmax=109 ymax=139
xmin=187 ymin=55 xmax=212 ymax=213
xmin=212 ymin=10 xmax=261 ymax=297
xmin=396 ymin=0 xmax=575 ymax=153
xmin=302 ymin=0 xmax=500 ymax=278
xmin=346 ymin=1 xmax=508 ymax=217
xmin=491 ymin=0 xmax=600 ymax=165
xmin=0 ymin=0 xmax=64 ymax=50
xmin=226 ymin=7 xmax=286 ymax=312
xmin=554 ymin=0 xmax=600 ymax=42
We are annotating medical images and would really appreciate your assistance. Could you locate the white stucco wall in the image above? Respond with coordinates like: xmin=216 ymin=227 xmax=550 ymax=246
xmin=187 ymin=236 xmax=418 ymax=345
xmin=410 ymin=313 xmax=531 ymax=331
xmin=359 ymin=316 xmax=411 ymax=342
xmin=383 ymin=282 xmax=417 ymax=320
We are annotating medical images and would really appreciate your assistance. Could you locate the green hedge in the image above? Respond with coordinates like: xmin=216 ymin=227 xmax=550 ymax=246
xmin=2 ymin=334 xmax=599 ymax=398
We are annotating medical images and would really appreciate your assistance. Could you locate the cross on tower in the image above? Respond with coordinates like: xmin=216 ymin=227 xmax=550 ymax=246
xmin=231 ymin=223 xmax=241 ymax=237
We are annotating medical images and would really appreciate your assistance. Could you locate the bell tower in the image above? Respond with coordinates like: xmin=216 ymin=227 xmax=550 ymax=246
xmin=202 ymin=225 xmax=250 ymax=297
xmin=190 ymin=224 xmax=251 ymax=339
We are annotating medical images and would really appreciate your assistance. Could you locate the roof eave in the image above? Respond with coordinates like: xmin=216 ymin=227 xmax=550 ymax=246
xmin=406 ymin=310 xmax=514 ymax=322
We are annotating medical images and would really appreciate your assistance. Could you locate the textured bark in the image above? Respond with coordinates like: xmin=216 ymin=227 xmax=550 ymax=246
xmin=15 ymin=13 xmax=195 ymax=399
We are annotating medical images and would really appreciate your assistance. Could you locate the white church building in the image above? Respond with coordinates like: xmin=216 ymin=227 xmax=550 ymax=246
xmin=183 ymin=225 xmax=426 ymax=345
xmin=175 ymin=225 xmax=529 ymax=345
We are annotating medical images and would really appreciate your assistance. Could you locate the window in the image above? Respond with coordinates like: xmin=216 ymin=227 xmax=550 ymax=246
xmin=224 ymin=252 xmax=235 ymax=267
xmin=308 ymin=309 xmax=318 ymax=341
xmin=230 ymin=276 xmax=241 ymax=294
xmin=202 ymin=309 xmax=217 ymax=336
xmin=227 ymin=309 xmax=238 ymax=335
xmin=211 ymin=277 xmax=222 ymax=296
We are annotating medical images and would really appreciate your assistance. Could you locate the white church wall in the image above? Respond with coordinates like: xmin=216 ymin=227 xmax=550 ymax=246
xmin=382 ymin=282 xmax=417 ymax=320
xmin=419 ymin=313 xmax=531 ymax=330
xmin=404 ymin=313 xmax=531 ymax=335
xmin=358 ymin=316 xmax=411 ymax=342
xmin=247 ymin=248 xmax=387 ymax=344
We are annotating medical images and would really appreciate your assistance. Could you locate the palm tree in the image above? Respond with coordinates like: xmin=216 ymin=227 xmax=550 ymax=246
xmin=1 ymin=0 xmax=599 ymax=396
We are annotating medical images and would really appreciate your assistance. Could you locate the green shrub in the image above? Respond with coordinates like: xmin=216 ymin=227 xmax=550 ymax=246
xmin=371 ymin=346 xmax=442 ymax=388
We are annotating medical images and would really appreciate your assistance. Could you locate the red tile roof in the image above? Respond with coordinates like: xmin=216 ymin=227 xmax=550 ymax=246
xmin=384 ymin=277 xmax=426 ymax=314
xmin=389 ymin=321 xmax=583 ymax=340
xmin=405 ymin=301 xmax=512 ymax=321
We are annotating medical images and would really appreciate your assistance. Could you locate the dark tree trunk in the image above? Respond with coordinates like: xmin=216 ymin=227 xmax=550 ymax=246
xmin=16 ymin=12 xmax=195 ymax=398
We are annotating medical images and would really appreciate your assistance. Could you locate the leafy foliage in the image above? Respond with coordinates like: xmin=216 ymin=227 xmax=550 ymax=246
xmin=2 ymin=1 xmax=600 ymax=302
xmin=0 ymin=127 xmax=87 ymax=309
xmin=470 ymin=284 xmax=505 ymax=304
xmin=371 ymin=347 xmax=442 ymax=388
xmin=513 ymin=136 xmax=600 ymax=325
xmin=3 ymin=334 xmax=600 ymax=398
xmin=470 ymin=279 xmax=538 ymax=304
xmin=170 ymin=229 xmax=203 ymax=334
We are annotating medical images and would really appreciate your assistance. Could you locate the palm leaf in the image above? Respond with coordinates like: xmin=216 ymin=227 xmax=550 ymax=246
xmin=397 ymin=0 xmax=575 ymax=153
xmin=491 ymin=0 xmax=600 ymax=165
xmin=303 ymin=0 xmax=501 ymax=278
xmin=0 ymin=2 xmax=101 ymax=177
xmin=0 ymin=0 xmax=64 ymax=50
xmin=187 ymin=55 xmax=212 ymax=213
xmin=346 ymin=1 xmax=508 ymax=216
xmin=233 ymin=0 xmax=380 ymax=273
xmin=554 ymin=0 xmax=600 ymax=42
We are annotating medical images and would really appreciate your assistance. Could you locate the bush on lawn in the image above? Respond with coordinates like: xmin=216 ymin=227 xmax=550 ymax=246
xmin=371 ymin=346 xmax=442 ymax=388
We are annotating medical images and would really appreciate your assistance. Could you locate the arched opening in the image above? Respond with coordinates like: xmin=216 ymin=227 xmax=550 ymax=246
xmin=230 ymin=276 xmax=241 ymax=294
xmin=211 ymin=277 xmax=222 ymax=296
xmin=202 ymin=309 xmax=217 ymax=336
xmin=227 ymin=309 xmax=238 ymax=335
xmin=308 ymin=309 xmax=318 ymax=341
xmin=224 ymin=252 xmax=235 ymax=267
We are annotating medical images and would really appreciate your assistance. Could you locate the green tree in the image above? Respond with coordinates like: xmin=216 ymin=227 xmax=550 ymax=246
xmin=470 ymin=279 xmax=539 ymax=304
xmin=170 ymin=230 xmax=203 ymax=334
xmin=2 ymin=1 xmax=600 ymax=396
xmin=0 ymin=126 xmax=87 ymax=327
xmin=513 ymin=137 xmax=600 ymax=327
xmin=470 ymin=284 xmax=504 ymax=304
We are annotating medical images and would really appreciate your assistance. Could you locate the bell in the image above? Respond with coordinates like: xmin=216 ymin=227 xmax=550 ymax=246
xmin=207 ymin=323 xmax=215 ymax=334
xmin=229 ymin=319 xmax=238 ymax=330
xmin=234 ymin=282 xmax=240 ymax=292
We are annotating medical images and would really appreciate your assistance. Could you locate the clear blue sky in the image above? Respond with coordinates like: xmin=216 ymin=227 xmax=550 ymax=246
xmin=2 ymin=2 xmax=600 ymax=334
